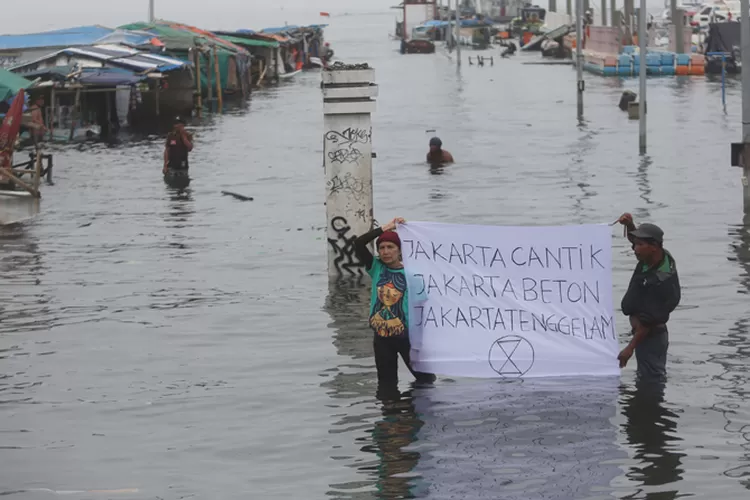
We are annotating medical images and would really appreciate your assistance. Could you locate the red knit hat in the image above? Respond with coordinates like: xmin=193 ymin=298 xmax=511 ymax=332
xmin=377 ymin=230 xmax=401 ymax=249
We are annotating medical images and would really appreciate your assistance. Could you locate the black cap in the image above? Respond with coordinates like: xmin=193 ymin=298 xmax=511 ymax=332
xmin=429 ymin=137 xmax=442 ymax=147
xmin=630 ymin=223 xmax=664 ymax=243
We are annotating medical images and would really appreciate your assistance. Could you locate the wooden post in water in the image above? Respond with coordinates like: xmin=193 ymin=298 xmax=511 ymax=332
xmin=33 ymin=150 xmax=41 ymax=194
xmin=213 ymin=46 xmax=223 ymax=112
xmin=207 ymin=51 xmax=213 ymax=105
xmin=69 ymin=87 xmax=81 ymax=141
xmin=321 ymin=64 xmax=378 ymax=280
xmin=194 ymin=48 xmax=203 ymax=116
xmin=638 ymin=0 xmax=647 ymax=153
xmin=576 ymin=0 xmax=584 ymax=120
xmin=155 ymin=79 xmax=160 ymax=117
xmin=49 ymin=85 xmax=56 ymax=140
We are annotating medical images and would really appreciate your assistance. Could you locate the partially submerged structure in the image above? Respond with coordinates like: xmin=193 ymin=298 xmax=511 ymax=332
xmin=0 ymin=25 xmax=160 ymax=69
xmin=10 ymin=44 xmax=191 ymax=137
xmin=119 ymin=21 xmax=252 ymax=99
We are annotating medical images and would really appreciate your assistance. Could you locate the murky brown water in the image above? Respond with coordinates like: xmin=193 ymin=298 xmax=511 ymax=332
xmin=2 ymin=12 xmax=750 ymax=500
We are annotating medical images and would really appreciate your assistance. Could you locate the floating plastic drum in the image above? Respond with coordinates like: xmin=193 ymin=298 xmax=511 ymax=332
xmin=661 ymin=66 xmax=676 ymax=76
xmin=622 ymin=46 xmax=637 ymax=54
xmin=618 ymin=54 xmax=632 ymax=66
xmin=675 ymin=65 xmax=690 ymax=75
xmin=661 ymin=53 xmax=675 ymax=65
xmin=646 ymin=66 xmax=662 ymax=76
xmin=602 ymin=66 xmax=617 ymax=76
xmin=676 ymin=54 xmax=691 ymax=66
xmin=616 ymin=65 xmax=632 ymax=76
xmin=646 ymin=53 xmax=662 ymax=66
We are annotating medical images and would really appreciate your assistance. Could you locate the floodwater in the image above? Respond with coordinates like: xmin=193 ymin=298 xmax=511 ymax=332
xmin=2 ymin=13 xmax=750 ymax=500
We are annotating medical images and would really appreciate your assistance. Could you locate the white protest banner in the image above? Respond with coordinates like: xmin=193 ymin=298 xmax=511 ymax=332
xmin=399 ymin=221 xmax=619 ymax=378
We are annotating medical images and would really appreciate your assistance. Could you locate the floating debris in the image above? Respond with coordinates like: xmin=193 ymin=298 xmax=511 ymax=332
xmin=221 ymin=191 xmax=254 ymax=201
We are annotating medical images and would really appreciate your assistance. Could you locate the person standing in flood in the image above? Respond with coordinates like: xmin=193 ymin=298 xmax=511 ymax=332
xmin=426 ymin=137 xmax=454 ymax=164
xmin=28 ymin=95 xmax=47 ymax=149
xmin=354 ymin=218 xmax=436 ymax=389
xmin=163 ymin=117 xmax=193 ymax=175
xmin=617 ymin=213 xmax=681 ymax=379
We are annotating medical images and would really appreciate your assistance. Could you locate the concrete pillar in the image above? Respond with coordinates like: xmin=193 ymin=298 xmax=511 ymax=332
xmin=601 ymin=0 xmax=607 ymax=25
xmin=550 ymin=0 xmax=557 ymax=12
xmin=624 ymin=0 xmax=633 ymax=44
xmin=610 ymin=0 xmax=616 ymax=27
xmin=567 ymin=0 xmax=572 ymax=16
xmin=321 ymin=65 xmax=378 ymax=279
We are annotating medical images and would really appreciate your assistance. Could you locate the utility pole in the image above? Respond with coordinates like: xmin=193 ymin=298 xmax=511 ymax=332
xmin=149 ymin=0 xmax=155 ymax=23
xmin=671 ymin=0 xmax=684 ymax=53
xmin=575 ymin=0 xmax=584 ymax=120
xmin=455 ymin=0 xmax=461 ymax=67
xmin=741 ymin=0 xmax=750 ymax=212
xmin=638 ymin=0 xmax=647 ymax=152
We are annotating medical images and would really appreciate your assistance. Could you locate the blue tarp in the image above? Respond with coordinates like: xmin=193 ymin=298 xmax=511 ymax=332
xmin=79 ymin=68 xmax=145 ymax=86
xmin=420 ymin=19 xmax=491 ymax=28
xmin=0 ymin=25 xmax=154 ymax=50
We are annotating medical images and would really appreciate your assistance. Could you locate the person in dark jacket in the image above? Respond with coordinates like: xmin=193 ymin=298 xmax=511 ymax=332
xmin=163 ymin=116 xmax=193 ymax=175
xmin=617 ymin=213 xmax=681 ymax=379
xmin=354 ymin=217 xmax=436 ymax=389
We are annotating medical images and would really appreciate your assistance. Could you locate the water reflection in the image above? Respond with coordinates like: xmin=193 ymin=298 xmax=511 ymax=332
xmin=362 ymin=389 xmax=425 ymax=500
xmin=619 ymin=381 xmax=685 ymax=498
xmin=411 ymin=378 xmax=624 ymax=499
xmin=708 ymin=215 xmax=750 ymax=488
xmin=0 ymin=225 xmax=52 ymax=334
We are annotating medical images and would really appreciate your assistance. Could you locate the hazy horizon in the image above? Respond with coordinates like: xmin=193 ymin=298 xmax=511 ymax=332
xmin=2 ymin=0 xmax=675 ymax=35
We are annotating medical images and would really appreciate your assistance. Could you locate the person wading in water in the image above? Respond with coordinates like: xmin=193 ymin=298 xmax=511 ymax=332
xmin=426 ymin=137 xmax=454 ymax=164
xmin=163 ymin=116 xmax=193 ymax=176
xmin=354 ymin=218 xmax=436 ymax=391
xmin=617 ymin=213 xmax=681 ymax=380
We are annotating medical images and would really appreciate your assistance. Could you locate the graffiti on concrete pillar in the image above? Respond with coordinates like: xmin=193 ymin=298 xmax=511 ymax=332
xmin=327 ymin=172 xmax=366 ymax=201
xmin=328 ymin=216 xmax=366 ymax=277
xmin=324 ymin=127 xmax=371 ymax=165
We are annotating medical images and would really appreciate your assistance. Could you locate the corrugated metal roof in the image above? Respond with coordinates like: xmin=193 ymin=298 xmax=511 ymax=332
xmin=11 ymin=44 xmax=189 ymax=74
xmin=213 ymin=33 xmax=279 ymax=48
xmin=0 ymin=25 xmax=154 ymax=51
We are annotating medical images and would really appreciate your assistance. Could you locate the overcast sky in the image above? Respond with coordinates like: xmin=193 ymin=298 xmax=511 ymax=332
xmin=3 ymin=0 xmax=671 ymax=35
xmin=2 ymin=0 xmax=400 ymax=34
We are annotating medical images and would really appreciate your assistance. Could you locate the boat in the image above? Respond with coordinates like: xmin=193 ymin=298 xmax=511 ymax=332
xmin=703 ymin=22 xmax=741 ymax=74
xmin=279 ymin=69 xmax=302 ymax=80
xmin=0 ymin=190 xmax=39 ymax=225
xmin=0 ymin=89 xmax=44 ymax=225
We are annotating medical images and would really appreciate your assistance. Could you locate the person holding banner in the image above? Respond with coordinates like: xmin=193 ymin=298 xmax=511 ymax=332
xmin=617 ymin=214 xmax=681 ymax=380
xmin=354 ymin=218 xmax=436 ymax=388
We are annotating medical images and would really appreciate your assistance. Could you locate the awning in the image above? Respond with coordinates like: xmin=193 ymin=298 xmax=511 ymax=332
xmin=0 ymin=68 xmax=32 ymax=101
xmin=214 ymin=34 xmax=279 ymax=49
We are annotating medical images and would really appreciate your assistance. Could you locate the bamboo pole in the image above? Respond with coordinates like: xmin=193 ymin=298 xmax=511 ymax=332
xmin=213 ymin=45 xmax=223 ymax=112
xmin=155 ymin=81 xmax=160 ymax=116
xmin=33 ymin=150 xmax=41 ymax=194
xmin=195 ymin=48 xmax=203 ymax=116
xmin=258 ymin=59 xmax=267 ymax=87
xmin=69 ymin=87 xmax=81 ymax=141
xmin=0 ymin=169 xmax=40 ymax=198
xmin=49 ymin=86 xmax=56 ymax=140
xmin=207 ymin=51 xmax=213 ymax=104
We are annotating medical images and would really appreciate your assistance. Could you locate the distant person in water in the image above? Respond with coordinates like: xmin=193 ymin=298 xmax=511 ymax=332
xmin=426 ymin=137 xmax=454 ymax=164
xmin=163 ymin=116 xmax=193 ymax=175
